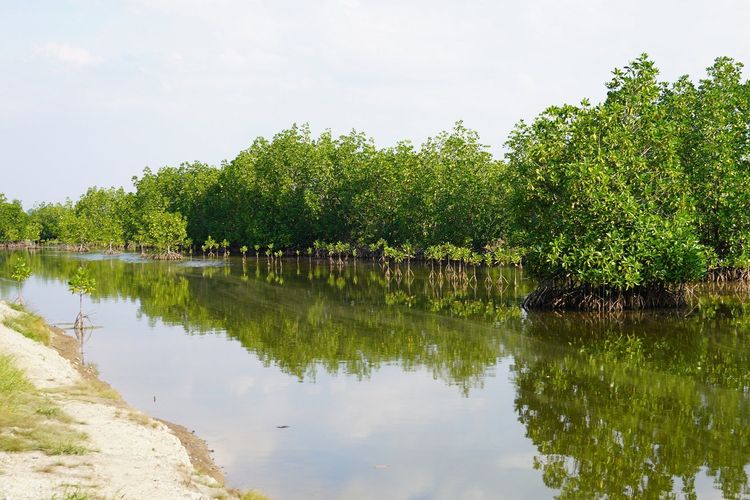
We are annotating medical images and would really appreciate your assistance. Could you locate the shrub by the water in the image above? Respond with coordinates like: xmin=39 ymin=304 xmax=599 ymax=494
xmin=505 ymin=55 xmax=708 ymax=310
xmin=669 ymin=57 xmax=750 ymax=273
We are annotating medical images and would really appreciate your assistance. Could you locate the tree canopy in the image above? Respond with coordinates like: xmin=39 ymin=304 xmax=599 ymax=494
xmin=4 ymin=53 xmax=750 ymax=308
xmin=505 ymin=55 xmax=707 ymax=294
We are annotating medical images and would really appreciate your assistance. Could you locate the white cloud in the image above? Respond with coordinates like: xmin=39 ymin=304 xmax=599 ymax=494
xmin=36 ymin=42 xmax=103 ymax=68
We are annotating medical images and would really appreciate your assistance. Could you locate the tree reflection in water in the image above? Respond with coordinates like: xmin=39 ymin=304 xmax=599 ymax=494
xmin=2 ymin=251 xmax=750 ymax=497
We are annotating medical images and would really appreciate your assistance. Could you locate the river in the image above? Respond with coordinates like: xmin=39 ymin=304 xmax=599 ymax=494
xmin=1 ymin=250 xmax=748 ymax=499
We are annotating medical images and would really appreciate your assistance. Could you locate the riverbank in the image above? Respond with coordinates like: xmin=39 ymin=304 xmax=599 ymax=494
xmin=0 ymin=301 xmax=255 ymax=500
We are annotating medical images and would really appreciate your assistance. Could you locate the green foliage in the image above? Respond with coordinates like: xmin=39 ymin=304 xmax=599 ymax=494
xmin=0 ymin=194 xmax=32 ymax=242
xmin=28 ymin=202 xmax=70 ymax=242
xmin=68 ymin=267 xmax=96 ymax=297
xmin=9 ymin=257 xmax=32 ymax=303
xmin=204 ymin=235 xmax=217 ymax=255
xmin=66 ymin=187 xmax=129 ymax=250
xmin=146 ymin=211 xmax=187 ymax=254
xmin=505 ymin=54 xmax=707 ymax=290
xmin=59 ymin=207 xmax=92 ymax=250
xmin=131 ymin=162 xmax=220 ymax=244
xmin=485 ymin=241 xmax=524 ymax=266
xmin=10 ymin=259 xmax=31 ymax=283
xmin=668 ymin=57 xmax=750 ymax=269
xmin=125 ymin=122 xmax=505 ymax=251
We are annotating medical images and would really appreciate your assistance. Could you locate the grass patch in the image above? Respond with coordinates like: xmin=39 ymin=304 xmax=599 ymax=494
xmin=0 ymin=353 xmax=31 ymax=394
xmin=0 ymin=355 xmax=88 ymax=455
xmin=126 ymin=410 xmax=155 ymax=428
xmin=49 ymin=380 xmax=121 ymax=403
xmin=7 ymin=302 xmax=25 ymax=312
xmin=36 ymin=404 xmax=62 ymax=418
xmin=52 ymin=486 xmax=93 ymax=500
xmin=47 ymin=441 xmax=88 ymax=455
xmin=35 ymin=463 xmax=58 ymax=474
xmin=2 ymin=308 xmax=51 ymax=345
xmin=240 ymin=491 xmax=269 ymax=500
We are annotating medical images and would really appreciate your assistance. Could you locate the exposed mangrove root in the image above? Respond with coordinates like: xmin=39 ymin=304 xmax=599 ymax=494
xmin=104 ymin=242 xmax=121 ymax=255
xmin=706 ymin=267 xmax=750 ymax=283
xmin=521 ymin=282 xmax=689 ymax=312
xmin=73 ymin=312 xmax=90 ymax=331
xmin=61 ymin=243 xmax=90 ymax=252
xmin=1 ymin=242 xmax=40 ymax=250
xmin=151 ymin=251 xmax=184 ymax=261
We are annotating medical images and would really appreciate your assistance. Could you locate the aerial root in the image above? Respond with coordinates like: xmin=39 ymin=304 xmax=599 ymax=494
xmin=706 ymin=267 xmax=750 ymax=285
xmin=151 ymin=251 xmax=183 ymax=261
xmin=521 ymin=282 xmax=687 ymax=312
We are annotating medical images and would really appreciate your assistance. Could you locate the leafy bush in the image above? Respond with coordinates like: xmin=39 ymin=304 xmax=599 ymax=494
xmin=505 ymin=55 xmax=707 ymax=295
xmin=669 ymin=57 xmax=750 ymax=269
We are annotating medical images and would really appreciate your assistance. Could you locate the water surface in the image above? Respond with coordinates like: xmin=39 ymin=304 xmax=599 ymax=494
xmin=1 ymin=251 xmax=749 ymax=499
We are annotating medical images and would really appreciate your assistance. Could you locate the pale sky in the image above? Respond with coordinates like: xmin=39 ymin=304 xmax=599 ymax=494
xmin=3 ymin=0 xmax=750 ymax=207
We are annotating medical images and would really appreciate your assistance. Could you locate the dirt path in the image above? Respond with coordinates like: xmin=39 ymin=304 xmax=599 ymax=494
xmin=0 ymin=302 xmax=241 ymax=500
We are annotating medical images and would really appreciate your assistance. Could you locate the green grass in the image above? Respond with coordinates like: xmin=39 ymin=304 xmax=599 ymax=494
xmin=52 ymin=487 xmax=93 ymax=500
xmin=0 ymin=353 xmax=31 ymax=394
xmin=240 ymin=491 xmax=269 ymax=500
xmin=60 ymin=493 xmax=91 ymax=500
xmin=2 ymin=308 xmax=51 ymax=345
xmin=7 ymin=302 xmax=25 ymax=312
xmin=35 ymin=405 xmax=62 ymax=418
xmin=0 ymin=308 xmax=85 ymax=453
xmin=47 ymin=441 xmax=88 ymax=455
xmin=0 ymin=355 xmax=87 ymax=455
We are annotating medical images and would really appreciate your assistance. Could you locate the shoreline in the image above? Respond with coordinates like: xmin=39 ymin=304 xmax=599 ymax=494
xmin=46 ymin=317 xmax=227 ymax=486
xmin=0 ymin=301 xmax=250 ymax=500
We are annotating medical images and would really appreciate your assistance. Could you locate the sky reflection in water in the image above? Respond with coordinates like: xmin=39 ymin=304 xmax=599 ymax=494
xmin=1 ymin=251 xmax=748 ymax=499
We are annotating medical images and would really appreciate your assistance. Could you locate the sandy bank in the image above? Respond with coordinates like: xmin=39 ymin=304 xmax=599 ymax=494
xmin=0 ymin=301 xmax=243 ymax=500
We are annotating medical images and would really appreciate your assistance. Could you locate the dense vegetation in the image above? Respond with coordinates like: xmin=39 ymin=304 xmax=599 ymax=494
xmin=3 ymin=54 xmax=750 ymax=308
xmin=505 ymin=55 xmax=708 ymax=309
xmin=0 ymin=194 xmax=40 ymax=243
xmin=673 ymin=58 xmax=750 ymax=272
xmin=0 ymin=123 xmax=505 ymax=257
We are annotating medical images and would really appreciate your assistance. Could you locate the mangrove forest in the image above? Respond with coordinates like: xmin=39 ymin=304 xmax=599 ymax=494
xmin=3 ymin=54 xmax=750 ymax=310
